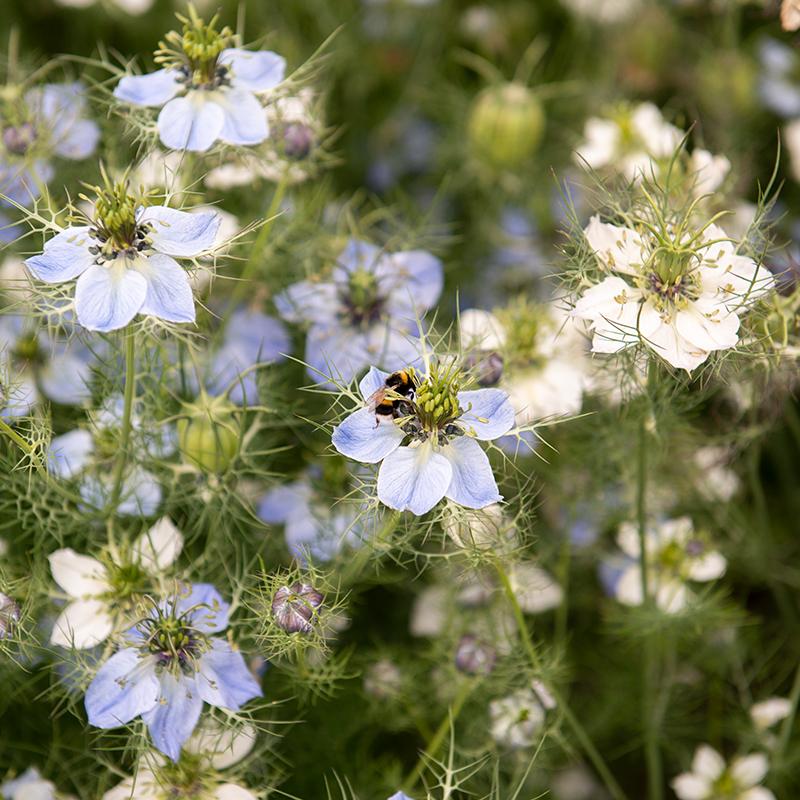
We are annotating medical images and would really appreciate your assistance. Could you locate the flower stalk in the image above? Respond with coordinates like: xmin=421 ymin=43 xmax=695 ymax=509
xmin=108 ymin=326 xmax=136 ymax=516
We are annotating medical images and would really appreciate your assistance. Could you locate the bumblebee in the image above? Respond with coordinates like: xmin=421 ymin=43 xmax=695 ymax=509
xmin=370 ymin=369 xmax=416 ymax=420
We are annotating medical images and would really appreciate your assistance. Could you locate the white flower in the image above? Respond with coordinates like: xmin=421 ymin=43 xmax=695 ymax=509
xmin=571 ymin=216 xmax=775 ymax=371
xmin=671 ymin=745 xmax=774 ymax=800
xmin=694 ymin=446 xmax=739 ymax=502
xmin=459 ymin=309 xmax=507 ymax=352
xmin=489 ymin=685 xmax=547 ymax=749
xmin=103 ymin=721 xmax=258 ymax=799
xmin=690 ymin=149 xmax=731 ymax=198
xmin=48 ymin=518 xmax=183 ymax=649
xmin=614 ymin=517 xmax=726 ymax=614
xmin=25 ymin=204 xmax=221 ymax=332
xmin=750 ymin=697 xmax=792 ymax=731
xmin=55 ymin=0 xmax=154 ymax=12
xmin=574 ymin=103 xmax=682 ymax=180
xmin=509 ymin=562 xmax=564 ymax=614
xmin=442 ymin=503 xmax=514 ymax=550
xmin=559 ymin=0 xmax=639 ymax=23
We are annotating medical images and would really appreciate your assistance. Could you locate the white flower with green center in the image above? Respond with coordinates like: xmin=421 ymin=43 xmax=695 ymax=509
xmin=24 ymin=178 xmax=220 ymax=332
xmin=48 ymin=518 xmax=184 ymax=649
xmin=614 ymin=516 xmax=727 ymax=614
xmin=331 ymin=362 xmax=515 ymax=515
xmin=571 ymin=215 xmax=775 ymax=371
xmin=672 ymin=745 xmax=775 ymax=800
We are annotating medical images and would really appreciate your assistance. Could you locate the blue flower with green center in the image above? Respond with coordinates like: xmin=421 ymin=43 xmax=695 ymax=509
xmin=84 ymin=583 xmax=262 ymax=762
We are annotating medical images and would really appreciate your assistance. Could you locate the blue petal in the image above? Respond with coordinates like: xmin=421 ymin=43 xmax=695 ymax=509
xmin=376 ymin=443 xmax=452 ymax=515
xmin=457 ymin=389 xmax=515 ymax=441
xmin=25 ymin=226 xmax=95 ymax=283
xmin=74 ymin=262 xmax=148 ymax=332
xmin=359 ymin=366 xmax=391 ymax=401
xmin=223 ymin=309 xmax=290 ymax=363
xmin=142 ymin=673 xmax=203 ymax=762
xmin=85 ymin=648 xmax=160 ymax=728
xmin=305 ymin=323 xmax=372 ymax=387
xmin=274 ymin=280 xmax=338 ymax=325
xmin=157 ymin=96 xmax=225 ymax=152
xmin=173 ymin=583 xmax=230 ymax=633
xmin=333 ymin=239 xmax=382 ymax=281
xmin=257 ymin=481 xmax=311 ymax=524
xmin=117 ymin=468 xmax=162 ymax=516
xmin=39 ymin=344 xmax=95 ymax=406
xmin=47 ymin=429 xmax=93 ymax=479
xmin=380 ymin=249 xmax=444 ymax=315
xmin=139 ymin=206 xmax=221 ymax=258
xmin=114 ymin=69 xmax=181 ymax=107
xmin=218 ymin=89 xmax=269 ymax=146
xmin=196 ymin=640 xmax=263 ymax=710
xmin=442 ymin=437 xmax=501 ymax=509
xmin=332 ymin=407 xmax=403 ymax=464
xmin=220 ymin=48 xmax=286 ymax=92
xmin=135 ymin=253 xmax=196 ymax=324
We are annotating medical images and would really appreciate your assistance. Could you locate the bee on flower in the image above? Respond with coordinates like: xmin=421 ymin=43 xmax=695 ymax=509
xmin=332 ymin=359 xmax=515 ymax=515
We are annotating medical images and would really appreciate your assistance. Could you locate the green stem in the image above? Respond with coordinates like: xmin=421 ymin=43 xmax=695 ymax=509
xmin=494 ymin=561 xmax=629 ymax=800
xmin=401 ymin=678 xmax=475 ymax=794
xmin=225 ymin=176 xmax=288 ymax=314
xmin=109 ymin=326 xmax=136 ymax=515
xmin=342 ymin=509 xmax=401 ymax=585
xmin=777 ymin=661 xmax=800 ymax=758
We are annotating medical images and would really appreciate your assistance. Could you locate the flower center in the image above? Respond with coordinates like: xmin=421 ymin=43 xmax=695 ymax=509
xmin=711 ymin=771 xmax=740 ymax=798
xmin=13 ymin=333 xmax=41 ymax=363
xmin=106 ymin=561 xmax=149 ymax=599
xmin=156 ymin=754 xmax=214 ymax=800
xmin=85 ymin=179 xmax=152 ymax=263
xmin=2 ymin=122 xmax=37 ymax=156
xmin=142 ymin=612 xmax=207 ymax=674
xmin=638 ymin=244 xmax=700 ymax=313
xmin=157 ymin=9 xmax=234 ymax=90
xmin=342 ymin=268 xmax=385 ymax=326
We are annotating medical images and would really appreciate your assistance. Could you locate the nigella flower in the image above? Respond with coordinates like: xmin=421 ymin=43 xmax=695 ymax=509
xmin=48 ymin=518 xmax=183 ymax=649
xmin=275 ymin=239 xmax=443 ymax=386
xmin=571 ymin=215 xmax=775 ymax=371
xmin=271 ymin=582 xmax=324 ymax=634
xmin=113 ymin=9 xmax=285 ymax=153
xmin=672 ymin=746 xmax=774 ymax=800
xmin=25 ymin=178 xmax=221 ymax=332
xmin=55 ymin=0 xmax=153 ymax=13
xmin=103 ymin=721 xmax=259 ymax=800
xmin=85 ymin=583 xmax=262 ymax=761
xmin=332 ymin=363 xmax=514 ymax=515
xmin=489 ymin=684 xmax=549 ymax=749
xmin=0 ymin=82 xmax=100 ymax=208
xmin=613 ymin=517 xmax=727 ymax=614
xmin=0 ymin=768 xmax=62 ymax=800
xmin=758 ymin=38 xmax=800 ymax=118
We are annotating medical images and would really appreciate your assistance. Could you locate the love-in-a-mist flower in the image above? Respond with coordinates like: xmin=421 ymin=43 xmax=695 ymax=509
xmin=25 ymin=176 xmax=220 ymax=332
xmin=85 ymin=583 xmax=262 ymax=761
xmin=103 ymin=721 xmax=259 ymax=800
xmin=614 ymin=517 xmax=726 ymax=614
xmin=571 ymin=215 xmax=775 ymax=371
xmin=276 ymin=238 xmax=443 ymax=386
xmin=113 ymin=8 xmax=285 ymax=153
xmin=0 ymin=82 xmax=99 ymax=208
xmin=0 ymin=767 xmax=69 ymax=800
xmin=758 ymin=38 xmax=800 ymax=119
xmin=55 ymin=0 xmax=154 ymax=14
xmin=332 ymin=362 xmax=515 ymax=515
xmin=489 ymin=684 xmax=549 ymax=749
xmin=48 ymin=518 xmax=183 ymax=649
xmin=672 ymin=746 xmax=774 ymax=800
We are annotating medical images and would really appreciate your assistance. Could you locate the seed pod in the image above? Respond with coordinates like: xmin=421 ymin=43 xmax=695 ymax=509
xmin=0 ymin=592 xmax=21 ymax=639
xmin=467 ymin=82 xmax=545 ymax=170
xmin=3 ymin=123 xmax=36 ymax=156
xmin=177 ymin=393 xmax=239 ymax=473
xmin=272 ymin=582 xmax=324 ymax=634
xmin=455 ymin=634 xmax=496 ymax=675
xmin=282 ymin=123 xmax=316 ymax=160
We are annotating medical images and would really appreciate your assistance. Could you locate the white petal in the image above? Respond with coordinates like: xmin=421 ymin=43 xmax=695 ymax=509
xmin=114 ymin=69 xmax=181 ymax=107
xmin=186 ymin=721 xmax=258 ymax=769
xmin=157 ymin=95 xmax=225 ymax=152
xmin=443 ymin=436 xmax=502 ymax=509
xmin=47 ymin=429 xmax=94 ymax=479
xmin=134 ymin=253 xmax=195 ymax=324
xmin=750 ymin=697 xmax=792 ymax=730
xmin=615 ymin=566 xmax=644 ymax=606
xmin=730 ymin=753 xmax=769 ymax=788
xmin=139 ymin=206 xmax=220 ymax=258
xmin=214 ymin=786 xmax=258 ymax=800
xmin=377 ymin=442 xmax=452 ymax=515
xmin=691 ymin=745 xmax=726 ymax=780
xmin=674 ymin=304 xmax=739 ymax=353
xmin=359 ymin=366 xmax=392 ymax=400
xmin=670 ymin=773 xmax=712 ymax=800
xmin=686 ymin=551 xmax=727 ymax=582
xmin=645 ymin=322 xmax=710 ymax=372
xmin=132 ymin=517 xmax=184 ymax=573
xmin=218 ymin=89 xmax=269 ymax=146
xmin=50 ymin=599 xmax=114 ymax=649
xmin=459 ymin=309 xmax=507 ymax=350
xmin=74 ymin=262 xmax=148 ymax=332
xmin=220 ymin=48 xmax=286 ymax=92
xmin=25 ymin=226 xmax=95 ymax=283
xmin=616 ymin=522 xmax=642 ymax=558
xmin=584 ymin=216 xmax=645 ymax=275
xmin=739 ymin=788 xmax=776 ymax=800
xmin=332 ymin=407 xmax=403 ymax=464
xmin=48 ymin=548 xmax=109 ymax=596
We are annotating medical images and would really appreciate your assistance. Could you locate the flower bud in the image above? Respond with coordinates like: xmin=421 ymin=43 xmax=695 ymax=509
xmin=467 ymin=83 xmax=544 ymax=170
xmin=272 ymin=582 xmax=324 ymax=634
xmin=177 ymin=393 xmax=239 ymax=473
xmin=0 ymin=592 xmax=21 ymax=639
xmin=455 ymin=634 xmax=496 ymax=675
xmin=464 ymin=350 xmax=504 ymax=386
xmin=282 ymin=122 xmax=315 ymax=160
xmin=3 ymin=123 xmax=36 ymax=156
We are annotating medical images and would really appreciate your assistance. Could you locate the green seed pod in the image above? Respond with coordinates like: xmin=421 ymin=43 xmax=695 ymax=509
xmin=467 ymin=82 xmax=545 ymax=170
xmin=177 ymin=393 xmax=239 ymax=473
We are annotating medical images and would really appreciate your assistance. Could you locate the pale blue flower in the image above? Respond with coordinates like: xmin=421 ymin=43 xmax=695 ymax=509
xmin=332 ymin=366 xmax=514 ymax=515
xmin=275 ymin=239 xmax=443 ymax=386
xmin=758 ymin=39 xmax=800 ymax=118
xmin=1 ymin=767 xmax=57 ymax=800
xmin=25 ymin=205 xmax=221 ymax=332
xmin=258 ymin=467 xmax=374 ymax=563
xmin=387 ymin=794 xmax=415 ymax=800
xmin=85 ymin=583 xmax=262 ymax=761
xmin=114 ymin=49 xmax=285 ymax=153
xmin=206 ymin=308 xmax=290 ymax=405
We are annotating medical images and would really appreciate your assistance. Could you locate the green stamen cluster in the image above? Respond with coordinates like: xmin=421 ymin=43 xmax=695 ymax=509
xmin=156 ymin=752 xmax=215 ymax=799
xmin=636 ymin=242 xmax=701 ymax=315
xmin=104 ymin=560 xmax=149 ymax=599
xmin=13 ymin=333 xmax=40 ymax=363
xmin=412 ymin=362 xmax=464 ymax=433
xmin=90 ymin=177 xmax=140 ymax=250
xmin=156 ymin=7 xmax=234 ymax=88
xmin=143 ymin=606 xmax=208 ymax=675
xmin=495 ymin=298 xmax=546 ymax=369
xmin=344 ymin=268 xmax=383 ymax=326
xmin=711 ymin=771 xmax=740 ymax=798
